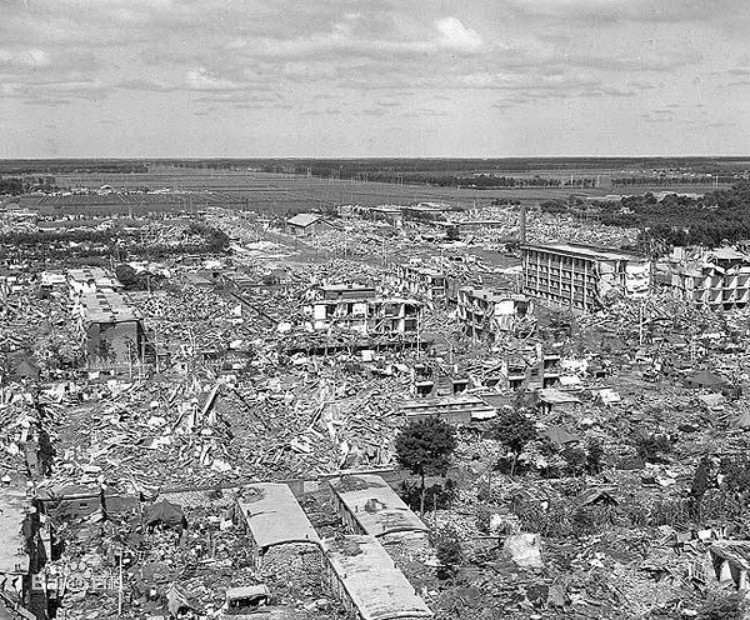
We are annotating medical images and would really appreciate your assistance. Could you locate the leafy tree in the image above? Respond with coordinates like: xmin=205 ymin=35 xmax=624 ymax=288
xmin=491 ymin=410 xmax=537 ymax=477
xmin=561 ymin=447 xmax=587 ymax=477
xmin=395 ymin=418 xmax=457 ymax=516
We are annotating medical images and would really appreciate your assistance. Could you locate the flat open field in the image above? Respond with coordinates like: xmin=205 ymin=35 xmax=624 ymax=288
xmin=15 ymin=166 xmax=726 ymax=217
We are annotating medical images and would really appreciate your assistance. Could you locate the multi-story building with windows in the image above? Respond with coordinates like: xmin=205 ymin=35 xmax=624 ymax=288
xmin=521 ymin=243 xmax=651 ymax=312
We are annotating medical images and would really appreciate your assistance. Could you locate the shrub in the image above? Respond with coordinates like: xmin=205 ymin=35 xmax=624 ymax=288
xmin=432 ymin=526 xmax=463 ymax=579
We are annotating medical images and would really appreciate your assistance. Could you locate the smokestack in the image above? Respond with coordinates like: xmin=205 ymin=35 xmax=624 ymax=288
xmin=519 ymin=204 xmax=526 ymax=244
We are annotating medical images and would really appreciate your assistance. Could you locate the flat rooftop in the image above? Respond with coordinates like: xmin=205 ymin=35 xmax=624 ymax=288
xmin=323 ymin=535 xmax=433 ymax=620
xmin=460 ymin=287 xmax=528 ymax=303
xmin=522 ymin=242 xmax=643 ymax=262
xmin=236 ymin=483 xmax=320 ymax=550
xmin=320 ymin=284 xmax=376 ymax=292
xmin=401 ymin=264 xmax=445 ymax=277
xmin=0 ymin=485 xmax=30 ymax=575
xmin=79 ymin=290 xmax=140 ymax=324
xmin=330 ymin=474 xmax=427 ymax=538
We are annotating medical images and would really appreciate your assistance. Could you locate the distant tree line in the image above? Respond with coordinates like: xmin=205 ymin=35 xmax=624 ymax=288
xmin=584 ymin=181 xmax=750 ymax=250
xmin=0 ymin=223 xmax=229 ymax=261
xmin=612 ymin=175 xmax=739 ymax=187
xmin=0 ymin=162 xmax=147 ymax=175
xmin=0 ymin=176 xmax=58 ymax=195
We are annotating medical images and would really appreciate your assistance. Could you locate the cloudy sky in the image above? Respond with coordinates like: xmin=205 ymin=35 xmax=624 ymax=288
xmin=1 ymin=0 xmax=749 ymax=158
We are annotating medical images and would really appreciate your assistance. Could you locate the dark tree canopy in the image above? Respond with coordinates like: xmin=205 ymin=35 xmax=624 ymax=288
xmin=491 ymin=409 xmax=537 ymax=455
xmin=395 ymin=417 xmax=457 ymax=479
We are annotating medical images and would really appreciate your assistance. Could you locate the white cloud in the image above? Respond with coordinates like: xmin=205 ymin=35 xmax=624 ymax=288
xmin=184 ymin=67 xmax=239 ymax=91
xmin=435 ymin=17 xmax=483 ymax=52
xmin=0 ymin=48 xmax=50 ymax=68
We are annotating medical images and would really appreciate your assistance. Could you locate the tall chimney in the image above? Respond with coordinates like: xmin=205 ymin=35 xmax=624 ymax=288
xmin=519 ymin=204 xmax=526 ymax=244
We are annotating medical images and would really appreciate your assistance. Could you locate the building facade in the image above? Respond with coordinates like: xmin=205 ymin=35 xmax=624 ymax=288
xmin=396 ymin=264 xmax=447 ymax=302
xmin=456 ymin=287 xmax=533 ymax=340
xmin=304 ymin=292 xmax=422 ymax=336
xmin=656 ymin=247 xmax=750 ymax=310
xmin=521 ymin=243 xmax=651 ymax=312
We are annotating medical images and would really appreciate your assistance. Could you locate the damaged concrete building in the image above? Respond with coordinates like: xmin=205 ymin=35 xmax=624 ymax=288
xmin=304 ymin=285 xmax=423 ymax=336
xmin=656 ymin=247 xmax=750 ymax=310
xmin=521 ymin=242 xmax=651 ymax=312
xmin=74 ymin=289 xmax=145 ymax=372
xmin=322 ymin=535 xmax=433 ymax=620
xmin=329 ymin=474 xmax=429 ymax=546
xmin=396 ymin=264 xmax=447 ymax=303
xmin=456 ymin=287 xmax=533 ymax=340
xmin=234 ymin=483 xmax=322 ymax=576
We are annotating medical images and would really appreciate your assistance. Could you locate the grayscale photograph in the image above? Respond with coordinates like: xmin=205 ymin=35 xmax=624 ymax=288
xmin=1 ymin=1 xmax=750 ymax=619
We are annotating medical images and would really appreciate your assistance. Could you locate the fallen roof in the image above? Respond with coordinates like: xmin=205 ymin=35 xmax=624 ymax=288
xmin=538 ymin=388 xmax=582 ymax=405
xmin=236 ymin=483 xmax=320 ymax=550
xmin=329 ymin=474 xmax=427 ymax=538
xmin=323 ymin=535 xmax=433 ymax=620
xmin=0 ymin=485 xmax=30 ymax=575
xmin=710 ymin=541 xmax=750 ymax=571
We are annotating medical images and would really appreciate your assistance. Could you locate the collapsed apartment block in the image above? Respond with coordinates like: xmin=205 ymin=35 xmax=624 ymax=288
xmin=396 ymin=264 xmax=447 ymax=302
xmin=456 ymin=287 xmax=533 ymax=340
xmin=656 ymin=247 xmax=750 ymax=310
xmin=304 ymin=284 xmax=422 ymax=336
xmin=234 ymin=483 xmax=322 ymax=577
xmin=521 ymin=243 xmax=651 ymax=312
xmin=322 ymin=535 xmax=433 ymax=620
xmin=329 ymin=474 xmax=429 ymax=546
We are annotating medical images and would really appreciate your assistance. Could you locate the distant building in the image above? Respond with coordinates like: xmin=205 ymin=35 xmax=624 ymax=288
xmin=402 ymin=203 xmax=450 ymax=223
xmin=285 ymin=213 xmax=338 ymax=236
xmin=396 ymin=264 xmax=447 ymax=302
xmin=364 ymin=205 xmax=404 ymax=226
xmin=521 ymin=243 xmax=651 ymax=312
xmin=457 ymin=287 xmax=533 ymax=340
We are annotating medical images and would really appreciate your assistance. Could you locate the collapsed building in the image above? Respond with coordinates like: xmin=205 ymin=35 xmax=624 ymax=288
xmin=234 ymin=483 xmax=323 ymax=586
xmin=456 ymin=287 xmax=533 ymax=340
xmin=329 ymin=474 xmax=429 ymax=546
xmin=322 ymin=535 xmax=433 ymax=620
xmin=656 ymin=247 xmax=750 ymax=310
xmin=521 ymin=242 xmax=651 ymax=312
xmin=396 ymin=264 xmax=447 ymax=303
xmin=304 ymin=284 xmax=423 ymax=336
xmin=73 ymin=289 xmax=146 ymax=371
